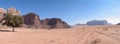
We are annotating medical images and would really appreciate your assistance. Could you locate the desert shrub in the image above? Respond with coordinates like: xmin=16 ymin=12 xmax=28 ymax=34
xmin=103 ymin=28 xmax=109 ymax=30
xmin=91 ymin=39 xmax=101 ymax=44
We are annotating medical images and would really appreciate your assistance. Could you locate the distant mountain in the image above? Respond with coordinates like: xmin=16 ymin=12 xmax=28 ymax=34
xmin=0 ymin=7 xmax=70 ymax=29
xmin=86 ymin=20 xmax=109 ymax=25
xmin=22 ymin=12 xmax=70 ymax=29
xmin=41 ymin=18 xmax=70 ymax=29
xmin=75 ymin=23 xmax=86 ymax=26
xmin=22 ymin=12 xmax=42 ymax=26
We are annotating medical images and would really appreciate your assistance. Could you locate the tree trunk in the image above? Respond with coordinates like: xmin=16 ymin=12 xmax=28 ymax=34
xmin=12 ymin=26 xmax=15 ymax=32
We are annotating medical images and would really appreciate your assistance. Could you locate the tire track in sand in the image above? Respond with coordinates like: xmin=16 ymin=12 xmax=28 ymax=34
xmin=79 ymin=29 xmax=94 ymax=44
xmin=94 ymin=30 xmax=120 ymax=44
xmin=95 ymin=29 xmax=120 ymax=41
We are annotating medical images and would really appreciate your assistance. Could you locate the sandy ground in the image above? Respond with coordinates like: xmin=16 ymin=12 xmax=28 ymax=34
xmin=0 ymin=25 xmax=120 ymax=44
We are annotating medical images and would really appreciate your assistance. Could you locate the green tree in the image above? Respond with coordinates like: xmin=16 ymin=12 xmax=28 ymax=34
xmin=2 ymin=14 xmax=23 ymax=32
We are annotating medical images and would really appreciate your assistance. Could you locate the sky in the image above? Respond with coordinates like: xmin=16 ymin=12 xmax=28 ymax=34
xmin=0 ymin=0 xmax=120 ymax=25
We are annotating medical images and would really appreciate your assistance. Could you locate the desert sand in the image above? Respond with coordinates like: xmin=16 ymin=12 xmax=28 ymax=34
xmin=0 ymin=25 xmax=120 ymax=44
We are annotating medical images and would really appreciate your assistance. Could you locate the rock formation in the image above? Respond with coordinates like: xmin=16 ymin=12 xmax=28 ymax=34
xmin=7 ymin=7 xmax=20 ymax=15
xmin=23 ymin=12 xmax=69 ymax=29
xmin=117 ymin=23 xmax=120 ymax=25
xmin=0 ymin=7 xmax=70 ymax=29
xmin=86 ymin=20 xmax=108 ymax=25
xmin=0 ymin=7 xmax=21 ymax=23
xmin=22 ymin=13 xmax=42 ymax=28
xmin=41 ymin=18 xmax=70 ymax=29
xmin=0 ymin=8 xmax=6 ymax=22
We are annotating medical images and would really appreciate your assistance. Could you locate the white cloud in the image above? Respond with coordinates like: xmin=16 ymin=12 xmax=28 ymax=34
xmin=106 ymin=18 xmax=120 ymax=24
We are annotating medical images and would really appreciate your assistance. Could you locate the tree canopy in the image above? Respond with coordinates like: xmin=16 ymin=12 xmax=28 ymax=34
xmin=2 ymin=14 xmax=23 ymax=32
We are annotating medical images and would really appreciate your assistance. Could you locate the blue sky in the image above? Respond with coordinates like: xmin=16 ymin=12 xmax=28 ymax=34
xmin=0 ymin=0 xmax=120 ymax=25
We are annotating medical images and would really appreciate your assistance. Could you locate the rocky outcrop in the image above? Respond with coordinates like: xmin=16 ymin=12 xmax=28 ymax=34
xmin=0 ymin=8 xmax=6 ymax=13
xmin=117 ymin=23 xmax=120 ymax=25
xmin=0 ymin=7 xmax=70 ymax=29
xmin=0 ymin=8 xmax=6 ymax=22
xmin=41 ymin=18 xmax=70 ymax=29
xmin=23 ymin=12 xmax=69 ymax=29
xmin=7 ymin=7 xmax=20 ymax=15
xmin=23 ymin=13 xmax=41 ymax=27
xmin=86 ymin=20 xmax=108 ymax=25
xmin=0 ymin=7 xmax=21 ymax=23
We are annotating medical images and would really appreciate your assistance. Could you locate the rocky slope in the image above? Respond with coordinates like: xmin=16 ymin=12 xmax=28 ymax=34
xmin=41 ymin=18 xmax=70 ymax=29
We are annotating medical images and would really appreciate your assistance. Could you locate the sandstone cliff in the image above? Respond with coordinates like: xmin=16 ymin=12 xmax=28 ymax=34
xmin=41 ymin=18 xmax=70 ymax=29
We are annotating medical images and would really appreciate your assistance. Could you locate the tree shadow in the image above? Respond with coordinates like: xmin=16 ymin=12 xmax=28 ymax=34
xmin=0 ymin=30 xmax=13 ymax=32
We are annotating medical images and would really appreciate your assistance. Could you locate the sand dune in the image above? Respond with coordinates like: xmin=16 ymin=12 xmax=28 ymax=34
xmin=0 ymin=26 xmax=120 ymax=44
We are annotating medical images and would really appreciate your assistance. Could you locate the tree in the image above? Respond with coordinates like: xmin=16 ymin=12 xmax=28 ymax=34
xmin=2 ymin=14 xmax=23 ymax=32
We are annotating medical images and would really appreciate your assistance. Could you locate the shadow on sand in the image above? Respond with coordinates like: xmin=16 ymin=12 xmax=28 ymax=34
xmin=0 ymin=30 xmax=13 ymax=32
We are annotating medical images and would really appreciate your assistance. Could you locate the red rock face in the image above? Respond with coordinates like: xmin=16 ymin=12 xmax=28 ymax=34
xmin=41 ymin=18 xmax=70 ymax=29
xmin=23 ymin=13 xmax=41 ymax=26
xmin=23 ymin=13 xmax=69 ymax=29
